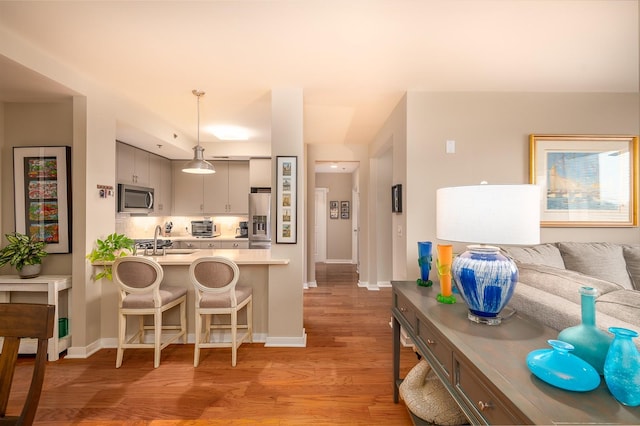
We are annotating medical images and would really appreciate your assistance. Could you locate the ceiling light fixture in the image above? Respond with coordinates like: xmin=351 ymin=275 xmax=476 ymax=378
xmin=182 ymin=90 xmax=215 ymax=175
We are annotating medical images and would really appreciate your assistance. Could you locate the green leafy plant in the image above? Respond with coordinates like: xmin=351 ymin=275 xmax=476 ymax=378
xmin=0 ymin=232 xmax=48 ymax=271
xmin=86 ymin=233 xmax=135 ymax=280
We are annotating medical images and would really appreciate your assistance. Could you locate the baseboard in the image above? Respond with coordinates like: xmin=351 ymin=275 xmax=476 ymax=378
xmin=65 ymin=332 xmax=269 ymax=359
xmin=304 ymin=280 xmax=317 ymax=289
xmin=324 ymin=259 xmax=354 ymax=264
xmin=264 ymin=329 xmax=307 ymax=347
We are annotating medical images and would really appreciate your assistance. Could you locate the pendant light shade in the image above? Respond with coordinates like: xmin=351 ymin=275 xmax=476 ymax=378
xmin=182 ymin=89 xmax=215 ymax=174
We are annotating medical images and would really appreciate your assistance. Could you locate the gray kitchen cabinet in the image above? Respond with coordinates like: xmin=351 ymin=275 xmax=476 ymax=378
xmin=116 ymin=142 xmax=150 ymax=186
xmin=173 ymin=160 xmax=249 ymax=215
xmin=149 ymin=153 xmax=172 ymax=215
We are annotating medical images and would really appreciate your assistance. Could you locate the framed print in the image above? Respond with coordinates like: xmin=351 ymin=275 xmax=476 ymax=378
xmin=392 ymin=184 xmax=402 ymax=213
xmin=529 ymin=135 xmax=638 ymax=227
xmin=329 ymin=201 xmax=339 ymax=219
xmin=13 ymin=146 xmax=72 ymax=253
xmin=340 ymin=201 xmax=350 ymax=219
xmin=276 ymin=156 xmax=297 ymax=243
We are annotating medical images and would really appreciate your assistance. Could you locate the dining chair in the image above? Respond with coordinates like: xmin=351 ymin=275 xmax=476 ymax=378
xmin=0 ymin=303 xmax=55 ymax=426
xmin=189 ymin=256 xmax=253 ymax=367
xmin=112 ymin=256 xmax=187 ymax=368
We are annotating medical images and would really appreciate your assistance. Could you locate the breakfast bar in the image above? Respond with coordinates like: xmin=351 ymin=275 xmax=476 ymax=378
xmin=95 ymin=249 xmax=289 ymax=344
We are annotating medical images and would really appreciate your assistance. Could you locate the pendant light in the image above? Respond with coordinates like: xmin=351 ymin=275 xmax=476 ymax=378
xmin=182 ymin=89 xmax=215 ymax=174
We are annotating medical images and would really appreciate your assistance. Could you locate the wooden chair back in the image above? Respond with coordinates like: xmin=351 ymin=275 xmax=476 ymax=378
xmin=0 ymin=303 xmax=55 ymax=426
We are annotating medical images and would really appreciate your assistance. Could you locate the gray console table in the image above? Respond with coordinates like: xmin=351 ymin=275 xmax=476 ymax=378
xmin=0 ymin=275 xmax=71 ymax=361
xmin=392 ymin=280 xmax=640 ymax=425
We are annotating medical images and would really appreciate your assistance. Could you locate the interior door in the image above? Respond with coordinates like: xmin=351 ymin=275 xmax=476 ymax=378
xmin=315 ymin=188 xmax=328 ymax=263
xmin=352 ymin=189 xmax=360 ymax=273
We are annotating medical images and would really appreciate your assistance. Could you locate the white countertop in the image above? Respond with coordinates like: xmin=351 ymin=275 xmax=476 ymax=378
xmin=93 ymin=248 xmax=288 ymax=266
xmin=168 ymin=235 xmax=248 ymax=242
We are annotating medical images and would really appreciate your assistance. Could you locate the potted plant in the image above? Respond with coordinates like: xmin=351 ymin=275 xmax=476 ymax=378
xmin=86 ymin=232 xmax=135 ymax=280
xmin=0 ymin=232 xmax=48 ymax=278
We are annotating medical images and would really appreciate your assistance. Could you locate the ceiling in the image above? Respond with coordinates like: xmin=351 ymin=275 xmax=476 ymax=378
xmin=0 ymin=1 xmax=638 ymax=159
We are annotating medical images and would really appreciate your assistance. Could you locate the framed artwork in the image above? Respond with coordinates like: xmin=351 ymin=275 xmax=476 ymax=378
xmin=329 ymin=201 xmax=339 ymax=219
xmin=392 ymin=184 xmax=402 ymax=213
xmin=13 ymin=146 xmax=72 ymax=253
xmin=276 ymin=156 xmax=297 ymax=243
xmin=529 ymin=135 xmax=638 ymax=227
xmin=340 ymin=201 xmax=350 ymax=219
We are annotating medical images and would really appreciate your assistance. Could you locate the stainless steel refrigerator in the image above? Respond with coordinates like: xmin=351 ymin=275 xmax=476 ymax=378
xmin=248 ymin=192 xmax=271 ymax=249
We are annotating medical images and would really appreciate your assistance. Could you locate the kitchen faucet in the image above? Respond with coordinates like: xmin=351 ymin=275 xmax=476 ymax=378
xmin=148 ymin=225 xmax=164 ymax=256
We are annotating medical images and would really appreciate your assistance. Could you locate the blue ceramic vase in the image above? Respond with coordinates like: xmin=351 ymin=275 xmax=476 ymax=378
xmin=417 ymin=241 xmax=433 ymax=287
xmin=451 ymin=245 xmax=517 ymax=325
xmin=557 ymin=286 xmax=612 ymax=375
xmin=603 ymin=327 xmax=640 ymax=406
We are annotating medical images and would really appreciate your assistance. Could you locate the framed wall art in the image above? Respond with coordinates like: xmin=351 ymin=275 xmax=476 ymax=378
xmin=329 ymin=201 xmax=339 ymax=219
xmin=392 ymin=184 xmax=402 ymax=213
xmin=276 ymin=156 xmax=297 ymax=243
xmin=340 ymin=201 xmax=350 ymax=219
xmin=13 ymin=146 xmax=72 ymax=253
xmin=529 ymin=134 xmax=638 ymax=227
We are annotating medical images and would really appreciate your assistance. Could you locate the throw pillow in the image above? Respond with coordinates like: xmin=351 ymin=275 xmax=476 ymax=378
xmin=557 ymin=242 xmax=633 ymax=289
xmin=622 ymin=245 xmax=640 ymax=291
xmin=501 ymin=244 xmax=565 ymax=269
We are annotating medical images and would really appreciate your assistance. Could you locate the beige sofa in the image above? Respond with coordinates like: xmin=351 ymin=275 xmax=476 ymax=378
xmin=501 ymin=242 xmax=640 ymax=347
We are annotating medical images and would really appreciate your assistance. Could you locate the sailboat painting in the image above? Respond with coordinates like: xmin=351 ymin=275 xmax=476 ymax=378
xmin=529 ymin=135 xmax=638 ymax=227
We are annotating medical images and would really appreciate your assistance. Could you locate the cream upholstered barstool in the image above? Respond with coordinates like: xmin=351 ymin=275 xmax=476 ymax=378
xmin=189 ymin=256 xmax=253 ymax=367
xmin=112 ymin=256 xmax=187 ymax=368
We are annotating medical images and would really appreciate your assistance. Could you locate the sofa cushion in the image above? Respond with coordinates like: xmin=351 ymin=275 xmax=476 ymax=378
xmin=502 ymin=244 xmax=565 ymax=269
xmin=517 ymin=263 xmax=623 ymax=305
xmin=557 ymin=242 xmax=634 ymax=289
xmin=622 ymin=245 xmax=640 ymax=290
xmin=596 ymin=290 xmax=640 ymax=329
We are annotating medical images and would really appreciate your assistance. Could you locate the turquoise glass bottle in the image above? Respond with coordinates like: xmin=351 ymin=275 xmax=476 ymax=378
xmin=557 ymin=286 xmax=612 ymax=375
xmin=604 ymin=327 xmax=640 ymax=407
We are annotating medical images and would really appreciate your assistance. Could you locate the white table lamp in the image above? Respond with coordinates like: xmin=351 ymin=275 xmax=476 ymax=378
xmin=436 ymin=184 xmax=540 ymax=325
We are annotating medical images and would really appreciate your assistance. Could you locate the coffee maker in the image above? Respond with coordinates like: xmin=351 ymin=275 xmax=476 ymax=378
xmin=237 ymin=221 xmax=249 ymax=238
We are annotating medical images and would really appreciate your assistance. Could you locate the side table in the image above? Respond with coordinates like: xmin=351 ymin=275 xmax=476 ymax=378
xmin=0 ymin=275 xmax=71 ymax=361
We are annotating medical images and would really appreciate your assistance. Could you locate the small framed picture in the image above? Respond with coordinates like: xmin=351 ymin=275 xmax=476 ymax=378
xmin=329 ymin=201 xmax=339 ymax=219
xmin=392 ymin=184 xmax=402 ymax=213
xmin=341 ymin=201 xmax=350 ymax=219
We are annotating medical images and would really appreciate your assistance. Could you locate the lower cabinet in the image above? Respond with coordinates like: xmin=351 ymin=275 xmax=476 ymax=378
xmin=174 ymin=240 xmax=248 ymax=249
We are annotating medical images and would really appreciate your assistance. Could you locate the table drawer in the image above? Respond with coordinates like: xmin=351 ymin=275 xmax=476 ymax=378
xmin=454 ymin=354 xmax=522 ymax=425
xmin=418 ymin=320 xmax=453 ymax=381
xmin=394 ymin=292 xmax=416 ymax=332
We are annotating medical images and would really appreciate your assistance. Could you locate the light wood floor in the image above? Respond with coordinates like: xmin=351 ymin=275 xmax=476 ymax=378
xmin=10 ymin=264 xmax=418 ymax=425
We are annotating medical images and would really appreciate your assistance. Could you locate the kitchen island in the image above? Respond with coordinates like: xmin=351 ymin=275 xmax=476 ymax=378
xmin=94 ymin=249 xmax=289 ymax=346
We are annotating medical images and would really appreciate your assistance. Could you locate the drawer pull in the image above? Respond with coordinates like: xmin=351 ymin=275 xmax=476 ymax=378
xmin=426 ymin=339 xmax=436 ymax=345
xmin=478 ymin=400 xmax=493 ymax=411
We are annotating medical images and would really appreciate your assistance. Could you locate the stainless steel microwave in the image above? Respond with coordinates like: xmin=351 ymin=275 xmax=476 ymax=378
xmin=118 ymin=184 xmax=154 ymax=214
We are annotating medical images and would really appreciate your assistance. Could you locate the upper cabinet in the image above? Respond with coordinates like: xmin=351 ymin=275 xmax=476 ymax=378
xmin=149 ymin=154 xmax=172 ymax=215
xmin=249 ymin=158 xmax=272 ymax=188
xmin=172 ymin=160 xmax=249 ymax=215
xmin=116 ymin=142 xmax=150 ymax=186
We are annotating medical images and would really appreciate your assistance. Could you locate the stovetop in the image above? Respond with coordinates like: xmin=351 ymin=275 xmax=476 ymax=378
xmin=134 ymin=239 xmax=173 ymax=249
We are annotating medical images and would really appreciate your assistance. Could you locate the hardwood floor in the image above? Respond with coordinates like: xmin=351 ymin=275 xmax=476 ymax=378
xmin=9 ymin=264 xmax=418 ymax=425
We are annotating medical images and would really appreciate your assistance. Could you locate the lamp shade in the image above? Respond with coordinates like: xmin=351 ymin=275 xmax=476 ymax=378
xmin=436 ymin=184 xmax=540 ymax=246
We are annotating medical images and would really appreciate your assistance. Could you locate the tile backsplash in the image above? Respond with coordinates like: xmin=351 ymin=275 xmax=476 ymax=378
xmin=116 ymin=214 xmax=248 ymax=239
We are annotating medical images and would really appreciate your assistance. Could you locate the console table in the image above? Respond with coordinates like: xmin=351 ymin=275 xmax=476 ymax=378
xmin=0 ymin=275 xmax=71 ymax=361
xmin=392 ymin=281 xmax=640 ymax=425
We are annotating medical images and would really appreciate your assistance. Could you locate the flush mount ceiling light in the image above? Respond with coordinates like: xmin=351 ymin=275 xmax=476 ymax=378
xmin=182 ymin=89 xmax=215 ymax=175
xmin=208 ymin=125 xmax=250 ymax=141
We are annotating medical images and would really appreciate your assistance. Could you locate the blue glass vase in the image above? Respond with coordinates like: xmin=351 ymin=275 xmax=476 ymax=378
xmin=604 ymin=327 xmax=640 ymax=407
xmin=557 ymin=286 xmax=612 ymax=375
xmin=417 ymin=241 xmax=433 ymax=287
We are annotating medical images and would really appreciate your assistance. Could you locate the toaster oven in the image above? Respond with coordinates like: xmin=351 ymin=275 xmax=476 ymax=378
xmin=191 ymin=220 xmax=218 ymax=237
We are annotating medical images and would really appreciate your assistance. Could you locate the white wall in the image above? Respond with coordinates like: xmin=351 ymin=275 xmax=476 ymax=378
xmin=316 ymin=173 xmax=352 ymax=262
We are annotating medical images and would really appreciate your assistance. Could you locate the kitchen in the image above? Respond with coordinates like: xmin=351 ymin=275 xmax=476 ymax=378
xmin=110 ymin=142 xmax=291 ymax=345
